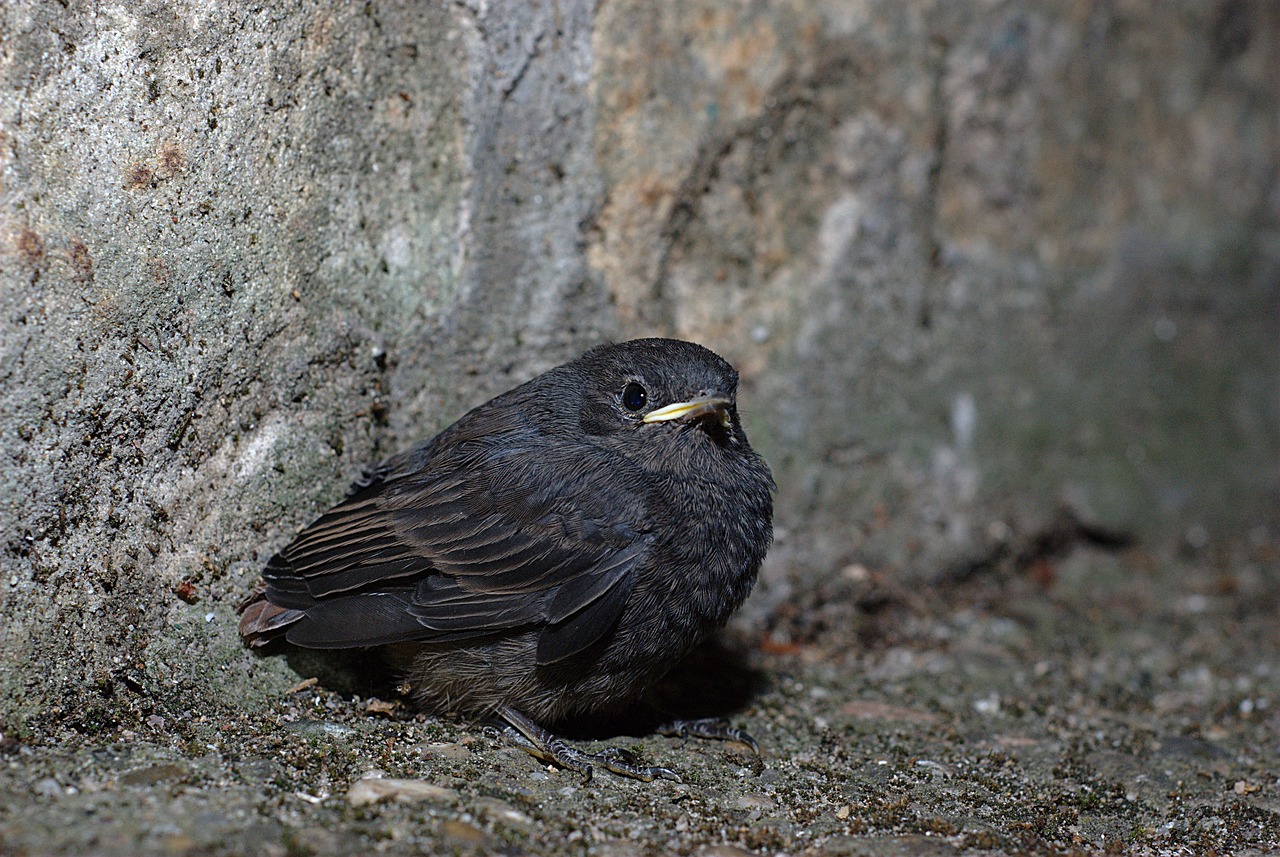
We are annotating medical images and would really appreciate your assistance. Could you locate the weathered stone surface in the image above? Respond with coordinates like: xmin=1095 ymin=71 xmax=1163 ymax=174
xmin=0 ymin=0 xmax=607 ymax=733
xmin=1 ymin=0 xmax=1276 ymax=770
xmin=588 ymin=0 xmax=1278 ymax=598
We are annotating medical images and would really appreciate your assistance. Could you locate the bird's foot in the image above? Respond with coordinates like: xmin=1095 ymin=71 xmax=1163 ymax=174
xmin=656 ymin=717 xmax=759 ymax=754
xmin=495 ymin=706 xmax=681 ymax=784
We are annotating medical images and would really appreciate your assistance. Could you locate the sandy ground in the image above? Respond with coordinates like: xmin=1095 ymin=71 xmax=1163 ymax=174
xmin=2 ymin=538 xmax=1277 ymax=856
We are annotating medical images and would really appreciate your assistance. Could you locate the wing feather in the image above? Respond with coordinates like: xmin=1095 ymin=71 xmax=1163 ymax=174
xmin=256 ymin=422 xmax=653 ymax=655
xmin=284 ymin=591 xmax=428 ymax=648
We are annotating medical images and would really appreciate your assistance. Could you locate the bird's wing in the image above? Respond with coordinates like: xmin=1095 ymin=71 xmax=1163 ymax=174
xmin=261 ymin=434 xmax=653 ymax=663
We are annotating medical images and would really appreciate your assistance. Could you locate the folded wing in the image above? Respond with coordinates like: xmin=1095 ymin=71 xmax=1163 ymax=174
xmin=244 ymin=434 xmax=652 ymax=665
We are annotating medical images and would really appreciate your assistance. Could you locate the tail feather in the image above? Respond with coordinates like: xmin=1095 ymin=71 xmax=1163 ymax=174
xmin=238 ymin=593 xmax=305 ymax=647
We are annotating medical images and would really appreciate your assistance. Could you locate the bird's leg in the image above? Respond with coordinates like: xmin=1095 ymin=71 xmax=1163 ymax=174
xmin=656 ymin=717 xmax=759 ymax=754
xmin=495 ymin=706 xmax=681 ymax=784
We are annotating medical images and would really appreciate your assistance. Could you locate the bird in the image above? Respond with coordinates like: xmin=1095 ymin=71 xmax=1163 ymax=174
xmin=239 ymin=338 xmax=774 ymax=781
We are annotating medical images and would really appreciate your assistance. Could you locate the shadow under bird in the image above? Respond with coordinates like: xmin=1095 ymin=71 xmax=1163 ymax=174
xmin=239 ymin=338 xmax=774 ymax=781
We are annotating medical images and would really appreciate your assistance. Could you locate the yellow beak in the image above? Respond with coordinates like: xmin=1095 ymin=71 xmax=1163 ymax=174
xmin=642 ymin=395 xmax=732 ymax=428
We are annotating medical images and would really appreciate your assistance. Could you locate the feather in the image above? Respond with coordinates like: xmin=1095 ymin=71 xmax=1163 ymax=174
xmin=535 ymin=543 xmax=643 ymax=664
xmin=250 ymin=418 xmax=653 ymax=649
xmin=283 ymin=590 xmax=426 ymax=648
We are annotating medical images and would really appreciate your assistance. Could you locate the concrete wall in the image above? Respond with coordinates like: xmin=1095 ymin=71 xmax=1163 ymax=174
xmin=1 ymin=0 xmax=1275 ymax=734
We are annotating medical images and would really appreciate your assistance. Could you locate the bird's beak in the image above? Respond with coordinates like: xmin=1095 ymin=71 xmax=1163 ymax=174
xmin=642 ymin=395 xmax=732 ymax=429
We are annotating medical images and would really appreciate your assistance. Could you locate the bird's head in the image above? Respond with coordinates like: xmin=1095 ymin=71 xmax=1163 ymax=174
xmin=570 ymin=338 xmax=749 ymax=453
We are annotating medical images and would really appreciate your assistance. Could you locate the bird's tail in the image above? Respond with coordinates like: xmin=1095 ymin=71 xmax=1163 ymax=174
xmin=237 ymin=583 xmax=306 ymax=647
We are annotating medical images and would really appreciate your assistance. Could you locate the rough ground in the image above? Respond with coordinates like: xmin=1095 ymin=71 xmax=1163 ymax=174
xmin=2 ymin=533 xmax=1276 ymax=856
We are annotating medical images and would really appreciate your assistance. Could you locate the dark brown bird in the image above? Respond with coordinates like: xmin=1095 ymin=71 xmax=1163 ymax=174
xmin=239 ymin=338 xmax=774 ymax=780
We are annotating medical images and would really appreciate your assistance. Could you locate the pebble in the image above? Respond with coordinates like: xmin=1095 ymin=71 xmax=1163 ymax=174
xmin=415 ymin=741 xmax=471 ymax=762
xmin=32 ymin=777 xmax=63 ymax=798
xmin=439 ymin=819 xmax=485 ymax=844
xmin=733 ymin=792 xmax=775 ymax=811
xmin=119 ymin=763 xmax=187 ymax=786
xmin=346 ymin=775 xmax=458 ymax=807
xmin=286 ymin=719 xmax=357 ymax=739
xmin=475 ymin=797 xmax=533 ymax=827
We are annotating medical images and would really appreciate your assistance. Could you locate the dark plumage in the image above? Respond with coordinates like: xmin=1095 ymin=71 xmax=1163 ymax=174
xmin=239 ymin=338 xmax=774 ymax=780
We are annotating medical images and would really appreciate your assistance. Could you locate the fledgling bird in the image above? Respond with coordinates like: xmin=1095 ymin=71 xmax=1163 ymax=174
xmin=239 ymin=338 xmax=774 ymax=781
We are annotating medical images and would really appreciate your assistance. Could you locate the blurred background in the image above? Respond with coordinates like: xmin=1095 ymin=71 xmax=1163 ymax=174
xmin=1 ymin=0 xmax=1276 ymax=839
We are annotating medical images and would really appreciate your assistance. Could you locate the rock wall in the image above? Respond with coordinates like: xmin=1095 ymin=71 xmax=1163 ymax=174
xmin=589 ymin=0 xmax=1278 ymax=594
xmin=1 ymin=0 xmax=1275 ymax=733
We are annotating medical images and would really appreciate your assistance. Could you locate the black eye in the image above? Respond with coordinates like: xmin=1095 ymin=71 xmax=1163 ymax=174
xmin=621 ymin=382 xmax=647 ymax=412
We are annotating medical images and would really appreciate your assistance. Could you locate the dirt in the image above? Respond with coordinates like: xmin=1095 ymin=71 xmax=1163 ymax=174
xmin=2 ymin=537 xmax=1277 ymax=856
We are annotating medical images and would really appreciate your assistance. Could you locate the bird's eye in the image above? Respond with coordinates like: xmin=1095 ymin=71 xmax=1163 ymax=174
xmin=621 ymin=382 xmax=647 ymax=412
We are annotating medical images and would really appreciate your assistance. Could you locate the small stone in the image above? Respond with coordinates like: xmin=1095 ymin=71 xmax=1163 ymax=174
xmin=161 ymin=834 xmax=197 ymax=854
xmin=416 ymin=741 xmax=472 ymax=762
xmin=734 ymin=792 xmax=775 ymax=811
xmin=841 ymin=563 xmax=869 ymax=582
xmin=973 ymin=693 xmax=1001 ymax=715
xmin=916 ymin=759 xmax=952 ymax=778
xmin=475 ymin=797 xmax=533 ymax=827
xmin=286 ymin=719 xmax=356 ymax=739
xmin=364 ymin=698 xmax=399 ymax=716
xmin=32 ymin=777 xmax=63 ymax=798
xmin=595 ymin=841 xmax=647 ymax=857
xmin=119 ymin=763 xmax=187 ymax=786
xmin=699 ymin=846 xmax=754 ymax=857
xmin=291 ymin=827 xmax=339 ymax=854
xmin=440 ymin=819 xmax=486 ymax=844
xmin=839 ymin=700 xmax=939 ymax=723
xmin=346 ymin=775 xmax=458 ymax=807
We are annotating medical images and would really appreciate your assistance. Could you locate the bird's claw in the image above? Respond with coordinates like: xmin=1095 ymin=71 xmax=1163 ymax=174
xmin=495 ymin=706 xmax=682 ymax=784
xmin=657 ymin=717 xmax=759 ymax=754
xmin=591 ymin=747 xmax=681 ymax=783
